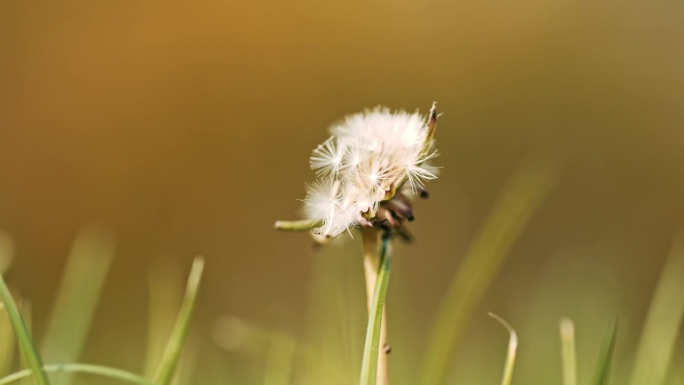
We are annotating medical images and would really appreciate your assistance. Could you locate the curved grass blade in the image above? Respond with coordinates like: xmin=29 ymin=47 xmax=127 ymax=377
xmin=592 ymin=320 xmax=617 ymax=385
xmin=359 ymin=237 xmax=391 ymax=385
xmin=0 ymin=259 xmax=50 ymax=385
xmin=419 ymin=154 xmax=559 ymax=385
xmin=0 ymin=364 xmax=152 ymax=385
xmin=629 ymin=231 xmax=684 ymax=385
xmin=153 ymin=256 xmax=205 ymax=385
xmin=489 ymin=313 xmax=518 ymax=385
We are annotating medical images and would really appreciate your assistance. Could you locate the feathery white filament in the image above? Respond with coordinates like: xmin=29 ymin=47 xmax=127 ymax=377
xmin=302 ymin=106 xmax=439 ymax=238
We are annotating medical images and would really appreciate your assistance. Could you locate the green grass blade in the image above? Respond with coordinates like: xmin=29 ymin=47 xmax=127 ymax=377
xmin=0 ymin=282 xmax=49 ymax=385
xmin=144 ymin=259 xmax=184 ymax=378
xmin=489 ymin=313 xmax=518 ymax=385
xmin=0 ymin=304 xmax=16 ymax=376
xmin=0 ymin=364 xmax=153 ymax=385
xmin=560 ymin=318 xmax=577 ymax=385
xmin=419 ymin=155 xmax=559 ymax=385
xmin=263 ymin=334 xmax=297 ymax=385
xmin=153 ymin=257 xmax=205 ymax=385
xmin=629 ymin=232 xmax=684 ymax=385
xmin=592 ymin=320 xmax=617 ymax=385
xmin=0 ymin=245 xmax=50 ymax=385
xmin=42 ymin=227 xmax=115 ymax=385
xmin=359 ymin=237 xmax=391 ymax=385
xmin=0 ymin=232 xmax=16 ymax=376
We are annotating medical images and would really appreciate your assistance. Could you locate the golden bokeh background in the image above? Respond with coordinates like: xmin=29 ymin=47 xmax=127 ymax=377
xmin=1 ymin=0 xmax=683 ymax=383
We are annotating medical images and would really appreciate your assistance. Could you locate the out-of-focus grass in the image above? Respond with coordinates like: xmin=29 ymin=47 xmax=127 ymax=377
xmin=560 ymin=318 xmax=577 ymax=385
xmin=629 ymin=232 xmax=684 ymax=385
xmin=592 ymin=320 xmax=617 ymax=385
xmin=0 ymin=304 xmax=16 ymax=376
xmin=212 ymin=315 xmax=298 ymax=385
xmin=0 ymin=234 xmax=204 ymax=385
xmin=145 ymin=258 xmax=185 ymax=378
xmin=42 ymin=227 xmax=115 ymax=385
xmin=0 ymin=248 xmax=50 ymax=385
xmin=419 ymin=153 xmax=560 ymax=385
xmin=0 ymin=232 xmax=16 ymax=376
xmin=2 ymin=173 xmax=684 ymax=385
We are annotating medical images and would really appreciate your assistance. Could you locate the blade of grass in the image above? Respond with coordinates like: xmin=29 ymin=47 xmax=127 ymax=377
xmin=144 ymin=258 xmax=184 ymax=378
xmin=18 ymin=301 xmax=32 ymax=385
xmin=359 ymin=236 xmax=391 ymax=385
xmin=42 ymin=227 xmax=115 ymax=385
xmin=419 ymin=154 xmax=559 ymax=385
xmin=153 ymin=256 xmax=205 ymax=385
xmin=629 ymin=231 xmax=684 ymax=385
xmin=592 ymin=320 xmax=617 ymax=385
xmin=0 ymin=232 xmax=15 ymax=376
xmin=0 ymin=304 xmax=16 ymax=376
xmin=560 ymin=318 xmax=577 ymax=385
xmin=0 ymin=250 xmax=50 ymax=385
xmin=263 ymin=333 xmax=297 ymax=385
xmin=0 ymin=364 xmax=152 ymax=385
xmin=489 ymin=313 xmax=518 ymax=385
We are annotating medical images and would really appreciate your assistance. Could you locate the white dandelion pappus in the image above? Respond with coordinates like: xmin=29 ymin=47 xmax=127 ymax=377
xmin=302 ymin=104 xmax=439 ymax=238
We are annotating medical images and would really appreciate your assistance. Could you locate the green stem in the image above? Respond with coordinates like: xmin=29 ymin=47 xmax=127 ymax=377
xmin=0 ymin=273 xmax=50 ymax=385
xmin=273 ymin=219 xmax=323 ymax=232
xmin=153 ymin=257 xmax=205 ymax=385
xmin=0 ymin=364 xmax=152 ymax=385
xmin=359 ymin=236 xmax=392 ymax=385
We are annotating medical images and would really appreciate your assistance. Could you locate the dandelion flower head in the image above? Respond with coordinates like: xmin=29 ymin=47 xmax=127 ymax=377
xmin=303 ymin=103 xmax=439 ymax=238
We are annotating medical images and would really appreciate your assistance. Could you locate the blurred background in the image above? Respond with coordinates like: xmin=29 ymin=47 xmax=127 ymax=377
xmin=1 ymin=0 xmax=683 ymax=384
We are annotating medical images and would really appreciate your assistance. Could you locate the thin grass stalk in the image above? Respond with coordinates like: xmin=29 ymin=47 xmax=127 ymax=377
xmin=592 ymin=320 xmax=617 ymax=385
xmin=488 ymin=313 xmax=518 ymax=385
xmin=560 ymin=318 xmax=577 ymax=385
xmin=153 ymin=257 xmax=205 ymax=385
xmin=418 ymin=155 xmax=558 ymax=385
xmin=359 ymin=235 xmax=391 ymax=385
xmin=0 ymin=272 xmax=50 ymax=385
xmin=0 ymin=364 xmax=152 ymax=385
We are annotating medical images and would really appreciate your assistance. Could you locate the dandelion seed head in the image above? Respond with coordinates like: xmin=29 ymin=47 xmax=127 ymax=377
xmin=302 ymin=104 xmax=440 ymax=238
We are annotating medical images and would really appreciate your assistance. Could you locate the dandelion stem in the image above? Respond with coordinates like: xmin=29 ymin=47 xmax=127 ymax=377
xmin=360 ymin=228 xmax=390 ymax=385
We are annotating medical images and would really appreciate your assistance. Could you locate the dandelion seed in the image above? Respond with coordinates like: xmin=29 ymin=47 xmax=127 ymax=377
xmin=310 ymin=137 xmax=346 ymax=177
